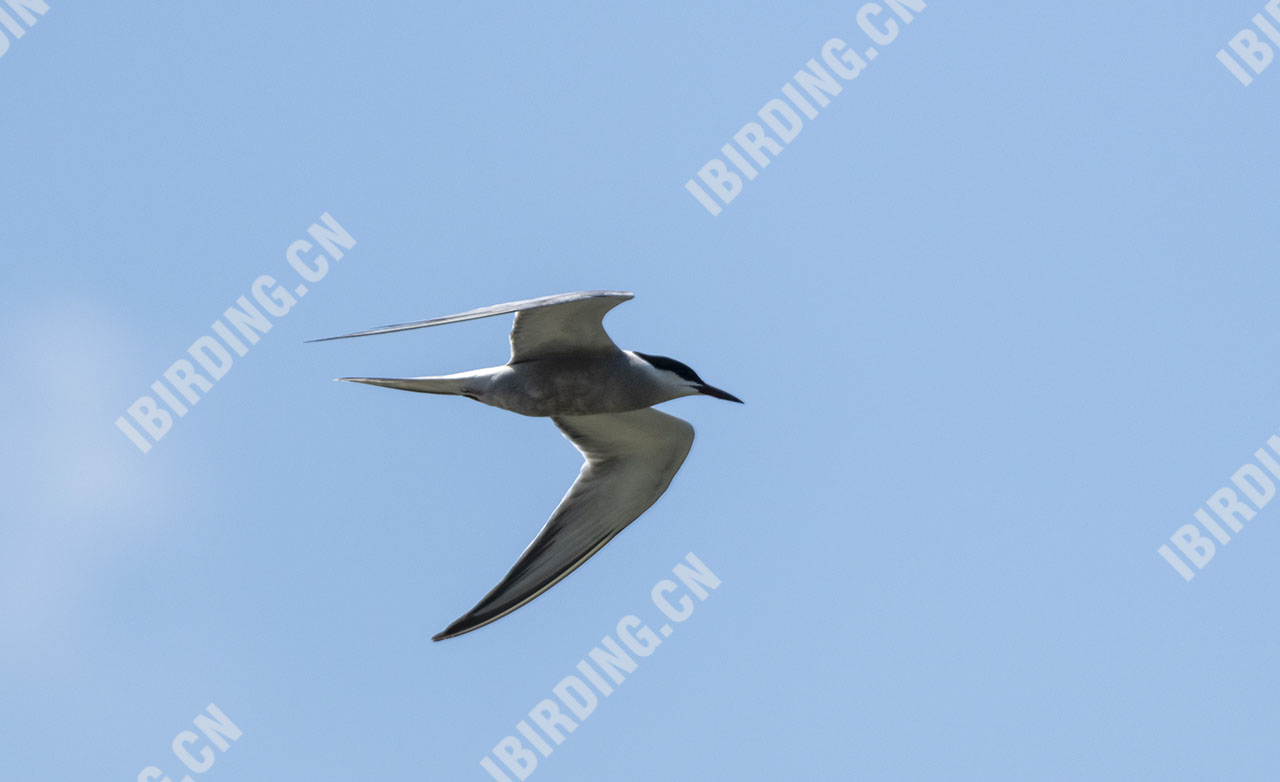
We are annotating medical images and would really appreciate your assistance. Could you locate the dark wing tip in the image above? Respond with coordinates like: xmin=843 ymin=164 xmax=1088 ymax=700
xmin=305 ymin=331 xmax=372 ymax=343
xmin=305 ymin=331 xmax=383 ymax=343
xmin=432 ymin=614 xmax=482 ymax=642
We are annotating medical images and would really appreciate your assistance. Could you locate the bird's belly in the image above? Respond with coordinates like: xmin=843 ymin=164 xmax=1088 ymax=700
xmin=484 ymin=358 xmax=652 ymax=417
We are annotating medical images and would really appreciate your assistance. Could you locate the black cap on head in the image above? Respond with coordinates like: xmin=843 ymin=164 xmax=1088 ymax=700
xmin=635 ymin=352 xmax=743 ymax=403
xmin=635 ymin=352 xmax=704 ymax=384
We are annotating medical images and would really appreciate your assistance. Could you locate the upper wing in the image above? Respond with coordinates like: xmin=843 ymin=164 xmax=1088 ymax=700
xmin=306 ymin=290 xmax=632 ymax=362
xmin=507 ymin=293 xmax=630 ymax=362
xmin=432 ymin=407 xmax=695 ymax=641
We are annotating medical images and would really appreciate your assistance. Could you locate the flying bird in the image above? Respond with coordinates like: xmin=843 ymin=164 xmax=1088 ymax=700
xmin=309 ymin=291 xmax=741 ymax=640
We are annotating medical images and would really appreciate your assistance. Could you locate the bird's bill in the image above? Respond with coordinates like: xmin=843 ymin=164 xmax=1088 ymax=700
xmin=697 ymin=384 xmax=743 ymax=403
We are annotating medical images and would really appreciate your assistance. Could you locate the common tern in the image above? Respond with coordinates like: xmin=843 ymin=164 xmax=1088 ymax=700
xmin=310 ymin=291 xmax=741 ymax=640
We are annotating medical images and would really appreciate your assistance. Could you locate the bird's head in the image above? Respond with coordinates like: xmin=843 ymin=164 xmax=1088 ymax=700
xmin=634 ymin=352 xmax=743 ymax=404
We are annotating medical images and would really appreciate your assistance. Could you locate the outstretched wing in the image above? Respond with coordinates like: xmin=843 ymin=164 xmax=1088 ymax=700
xmin=307 ymin=290 xmax=632 ymax=362
xmin=432 ymin=407 xmax=695 ymax=641
xmin=507 ymin=293 xmax=630 ymax=362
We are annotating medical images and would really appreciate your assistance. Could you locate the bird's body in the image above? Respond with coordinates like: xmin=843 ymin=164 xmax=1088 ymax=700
xmin=350 ymin=351 xmax=684 ymax=417
xmin=485 ymin=352 xmax=673 ymax=416
xmin=310 ymin=291 xmax=740 ymax=640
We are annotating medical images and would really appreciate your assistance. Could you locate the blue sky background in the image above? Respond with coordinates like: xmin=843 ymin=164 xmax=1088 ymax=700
xmin=3 ymin=1 xmax=1279 ymax=779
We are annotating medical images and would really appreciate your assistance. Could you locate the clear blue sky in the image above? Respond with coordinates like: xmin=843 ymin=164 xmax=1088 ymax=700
xmin=3 ymin=1 xmax=1279 ymax=779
